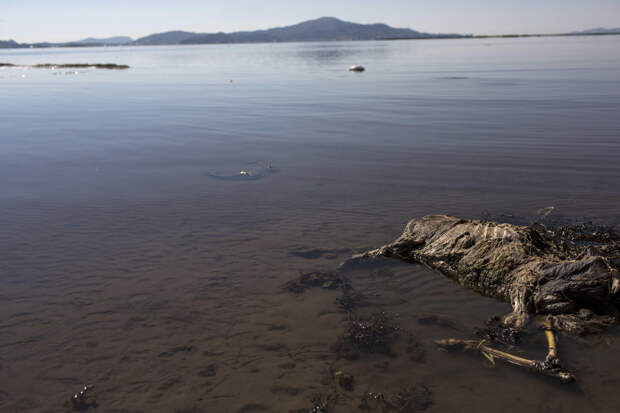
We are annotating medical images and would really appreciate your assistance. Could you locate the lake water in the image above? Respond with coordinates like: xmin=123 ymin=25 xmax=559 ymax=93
xmin=1 ymin=36 xmax=620 ymax=413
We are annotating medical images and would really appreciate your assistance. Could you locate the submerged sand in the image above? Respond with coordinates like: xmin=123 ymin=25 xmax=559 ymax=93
xmin=2 ymin=199 xmax=620 ymax=413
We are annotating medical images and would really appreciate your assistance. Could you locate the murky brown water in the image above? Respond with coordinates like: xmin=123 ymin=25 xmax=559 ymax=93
xmin=2 ymin=37 xmax=620 ymax=412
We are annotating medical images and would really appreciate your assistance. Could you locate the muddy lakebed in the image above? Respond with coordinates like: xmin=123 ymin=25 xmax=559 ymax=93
xmin=2 ymin=37 xmax=620 ymax=412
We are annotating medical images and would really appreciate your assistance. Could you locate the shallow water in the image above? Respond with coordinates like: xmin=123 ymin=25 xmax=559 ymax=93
xmin=1 ymin=36 xmax=620 ymax=412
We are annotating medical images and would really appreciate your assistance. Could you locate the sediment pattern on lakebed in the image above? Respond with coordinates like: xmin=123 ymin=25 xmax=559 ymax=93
xmin=3 ymin=200 xmax=620 ymax=412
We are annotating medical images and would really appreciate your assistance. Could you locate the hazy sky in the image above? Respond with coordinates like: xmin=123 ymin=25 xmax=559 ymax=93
xmin=2 ymin=0 xmax=620 ymax=42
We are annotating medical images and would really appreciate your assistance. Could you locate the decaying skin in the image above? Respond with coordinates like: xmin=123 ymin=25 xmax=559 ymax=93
xmin=352 ymin=215 xmax=620 ymax=336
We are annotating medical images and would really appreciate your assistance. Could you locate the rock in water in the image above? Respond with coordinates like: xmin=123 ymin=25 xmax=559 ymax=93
xmin=348 ymin=65 xmax=365 ymax=72
xmin=349 ymin=215 xmax=620 ymax=335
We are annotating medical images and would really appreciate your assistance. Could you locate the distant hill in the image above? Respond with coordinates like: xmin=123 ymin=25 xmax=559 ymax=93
xmin=0 ymin=39 xmax=21 ymax=48
xmin=573 ymin=27 xmax=620 ymax=34
xmin=135 ymin=17 xmax=465 ymax=45
xmin=0 ymin=36 xmax=132 ymax=49
xmin=15 ymin=18 xmax=620 ymax=49
xmin=133 ymin=31 xmax=198 ymax=46
xmin=75 ymin=36 xmax=133 ymax=45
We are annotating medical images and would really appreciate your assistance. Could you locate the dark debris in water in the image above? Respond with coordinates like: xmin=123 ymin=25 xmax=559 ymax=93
xmin=336 ymin=371 xmax=355 ymax=392
xmin=237 ymin=403 xmax=269 ymax=413
xmin=158 ymin=345 xmax=195 ymax=358
xmin=481 ymin=207 xmax=620 ymax=262
xmin=286 ymin=268 xmax=427 ymax=362
xmin=282 ymin=271 xmax=343 ymax=294
xmin=475 ymin=315 xmax=521 ymax=346
xmin=289 ymin=248 xmax=351 ymax=260
xmin=360 ymin=384 xmax=433 ymax=413
xmin=66 ymin=385 xmax=96 ymax=411
xmin=290 ymin=394 xmax=337 ymax=413
xmin=334 ymin=312 xmax=401 ymax=357
xmin=533 ymin=220 xmax=620 ymax=260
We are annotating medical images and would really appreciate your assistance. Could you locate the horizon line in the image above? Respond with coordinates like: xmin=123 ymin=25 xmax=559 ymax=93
xmin=2 ymin=15 xmax=619 ymax=45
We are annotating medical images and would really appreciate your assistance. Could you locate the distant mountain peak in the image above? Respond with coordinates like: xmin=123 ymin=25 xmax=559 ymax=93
xmin=1 ymin=17 xmax=467 ymax=49
xmin=0 ymin=39 xmax=21 ymax=48
xmin=313 ymin=16 xmax=342 ymax=22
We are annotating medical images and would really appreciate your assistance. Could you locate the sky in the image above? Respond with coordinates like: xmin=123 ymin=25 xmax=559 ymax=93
xmin=2 ymin=0 xmax=620 ymax=43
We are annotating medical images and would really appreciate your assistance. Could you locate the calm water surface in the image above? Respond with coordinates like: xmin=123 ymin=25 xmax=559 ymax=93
xmin=1 ymin=37 xmax=620 ymax=412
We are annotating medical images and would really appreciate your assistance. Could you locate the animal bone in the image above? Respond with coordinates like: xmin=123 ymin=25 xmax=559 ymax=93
xmin=436 ymin=320 xmax=574 ymax=382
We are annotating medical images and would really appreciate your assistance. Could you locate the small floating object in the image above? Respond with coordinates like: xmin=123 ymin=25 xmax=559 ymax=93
xmin=71 ymin=384 xmax=96 ymax=409
xmin=348 ymin=65 xmax=365 ymax=72
xmin=239 ymin=171 xmax=250 ymax=176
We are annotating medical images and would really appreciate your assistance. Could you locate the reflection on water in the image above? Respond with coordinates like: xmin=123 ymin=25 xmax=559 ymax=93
xmin=1 ymin=36 xmax=620 ymax=412
xmin=294 ymin=41 xmax=389 ymax=65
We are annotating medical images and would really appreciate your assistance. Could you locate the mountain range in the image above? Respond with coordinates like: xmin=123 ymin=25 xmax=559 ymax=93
xmin=572 ymin=27 xmax=620 ymax=34
xmin=0 ymin=17 xmax=464 ymax=49
xmin=134 ymin=17 xmax=464 ymax=45
xmin=2 ymin=18 xmax=619 ymax=49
